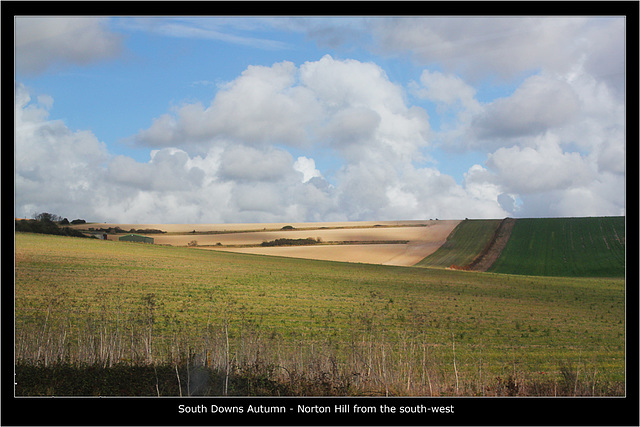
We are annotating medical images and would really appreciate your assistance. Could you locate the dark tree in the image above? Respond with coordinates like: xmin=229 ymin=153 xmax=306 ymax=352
xmin=34 ymin=212 xmax=62 ymax=223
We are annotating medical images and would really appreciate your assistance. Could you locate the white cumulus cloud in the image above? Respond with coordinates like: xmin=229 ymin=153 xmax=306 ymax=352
xmin=471 ymin=74 xmax=581 ymax=142
xmin=293 ymin=156 xmax=322 ymax=183
xmin=15 ymin=83 xmax=110 ymax=218
xmin=15 ymin=24 xmax=625 ymax=224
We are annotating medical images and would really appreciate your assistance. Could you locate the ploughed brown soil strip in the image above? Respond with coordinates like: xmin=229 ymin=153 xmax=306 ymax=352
xmin=453 ymin=218 xmax=516 ymax=272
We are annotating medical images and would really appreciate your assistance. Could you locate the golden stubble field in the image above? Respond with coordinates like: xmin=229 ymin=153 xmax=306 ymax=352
xmin=72 ymin=220 xmax=461 ymax=266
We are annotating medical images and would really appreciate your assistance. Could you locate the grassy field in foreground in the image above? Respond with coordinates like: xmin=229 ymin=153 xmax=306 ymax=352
xmin=415 ymin=219 xmax=501 ymax=268
xmin=489 ymin=217 xmax=625 ymax=277
xmin=14 ymin=232 xmax=625 ymax=396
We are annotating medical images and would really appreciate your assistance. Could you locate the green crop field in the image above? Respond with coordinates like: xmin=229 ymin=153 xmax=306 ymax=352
xmin=415 ymin=219 xmax=501 ymax=268
xmin=14 ymin=232 xmax=625 ymax=396
xmin=489 ymin=217 xmax=625 ymax=277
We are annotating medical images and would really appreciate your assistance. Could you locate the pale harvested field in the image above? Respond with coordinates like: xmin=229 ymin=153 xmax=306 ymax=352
xmin=151 ymin=225 xmax=449 ymax=247
xmin=209 ymin=244 xmax=412 ymax=265
xmin=72 ymin=220 xmax=460 ymax=266
xmin=209 ymin=241 xmax=448 ymax=266
xmin=200 ymin=220 xmax=460 ymax=266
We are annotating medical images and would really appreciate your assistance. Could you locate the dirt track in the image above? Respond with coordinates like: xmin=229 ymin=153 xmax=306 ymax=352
xmin=467 ymin=218 xmax=517 ymax=272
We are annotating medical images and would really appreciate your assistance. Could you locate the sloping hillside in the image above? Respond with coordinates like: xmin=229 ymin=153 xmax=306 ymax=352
xmin=415 ymin=219 xmax=501 ymax=268
xmin=69 ymin=217 xmax=625 ymax=276
xmin=488 ymin=217 xmax=625 ymax=277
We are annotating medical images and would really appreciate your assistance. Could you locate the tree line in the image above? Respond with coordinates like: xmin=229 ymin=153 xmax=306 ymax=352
xmin=15 ymin=212 xmax=88 ymax=238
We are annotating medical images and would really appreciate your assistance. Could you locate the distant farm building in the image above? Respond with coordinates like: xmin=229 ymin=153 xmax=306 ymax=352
xmin=119 ymin=234 xmax=154 ymax=244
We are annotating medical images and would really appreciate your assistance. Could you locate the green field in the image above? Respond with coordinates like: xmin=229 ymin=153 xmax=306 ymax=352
xmin=489 ymin=217 xmax=625 ymax=277
xmin=14 ymin=232 xmax=625 ymax=396
xmin=415 ymin=219 xmax=501 ymax=268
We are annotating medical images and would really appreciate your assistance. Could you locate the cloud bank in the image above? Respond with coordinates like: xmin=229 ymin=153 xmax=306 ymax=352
xmin=15 ymin=56 xmax=508 ymax=223
xmin=14 ymin=17 xmax=625 ymax=223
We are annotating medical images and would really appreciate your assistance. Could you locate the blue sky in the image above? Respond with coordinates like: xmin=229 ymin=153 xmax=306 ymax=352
xmin=15 ymin=16 xmax=626 ymax=223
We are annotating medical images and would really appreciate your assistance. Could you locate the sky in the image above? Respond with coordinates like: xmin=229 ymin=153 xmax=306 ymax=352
xmin=14 ymin=15 xmax=626 ymax=224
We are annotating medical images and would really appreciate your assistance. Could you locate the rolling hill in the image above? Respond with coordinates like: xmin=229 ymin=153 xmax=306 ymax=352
xmin=414 ymin=219 xmax=501 ymax=269
xmin=67 ymin=216 xmax=626 ymax=277
xmin=488 ymin=217 xmax=625 ymax=277
xmin=417 ymin=217 xmax=625 ymax=278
